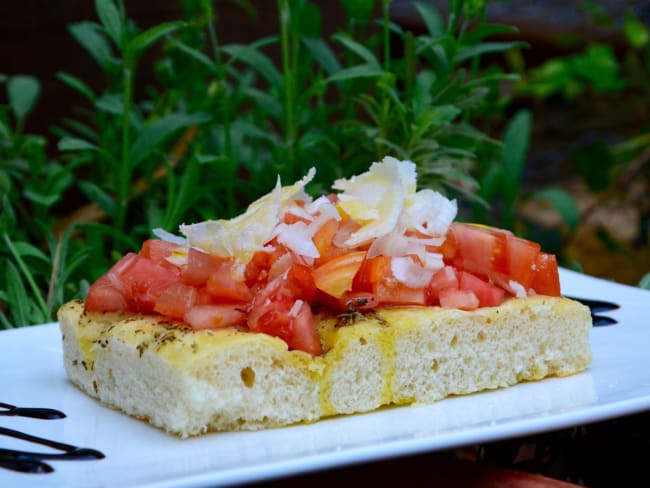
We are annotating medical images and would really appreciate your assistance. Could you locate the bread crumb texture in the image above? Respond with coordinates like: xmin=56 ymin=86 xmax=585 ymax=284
xmin=57 ymin=297 xmax=591 ymax=438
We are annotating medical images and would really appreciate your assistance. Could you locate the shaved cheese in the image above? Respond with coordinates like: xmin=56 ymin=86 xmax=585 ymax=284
xmin=333 ymin=157 xmax=415 ymax=247
xmin=288 ymin=299 xmax=304 ymax=317
xmin=391 ymin=256 xmax=435 ymax=288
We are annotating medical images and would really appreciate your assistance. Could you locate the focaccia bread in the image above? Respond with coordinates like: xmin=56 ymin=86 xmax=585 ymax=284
xmin=58 ymin=295 xmax=591 ymax=438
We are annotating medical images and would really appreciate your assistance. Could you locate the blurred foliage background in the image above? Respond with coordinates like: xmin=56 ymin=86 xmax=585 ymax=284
xmin=1 ymin=0 xmax=649 ymax=325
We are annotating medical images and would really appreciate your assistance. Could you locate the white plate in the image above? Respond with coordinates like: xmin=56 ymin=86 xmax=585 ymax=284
xmin=1 ymin=268 xmax=649 ymax=488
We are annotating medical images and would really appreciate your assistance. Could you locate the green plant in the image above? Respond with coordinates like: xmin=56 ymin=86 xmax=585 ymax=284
xmin=0 ymin=0 xmax=533 ymax=328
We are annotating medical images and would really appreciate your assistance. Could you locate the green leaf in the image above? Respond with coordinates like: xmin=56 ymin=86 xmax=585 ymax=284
xmin=58 ymin=137 xmax=98 ymax=151
xmin=453 ymin=41 xmax=527 ymax=64
xmin=23 ymin=189 xmax=59 ymax=207
xmin=340 ymin=0 xmax=376 ymax=26
xmin=168 ymin=38 xmax=216 ymax=73
xmin=571 ymin=140 xmax=614 ymax=192
xmin=462 ymin=23 xmax=519 ymax=44
xmin=11 ymin=242 xmax=49 ymax=262
xmin=7 ymin=75 xmax=40 ymax=122
xmin=533 ymin=188 xmax=580 ymax=232
xmin=296 ymin=1 xmax=322 ymax=38
xmin=223 ymin=40 xmax=283 ymax=88
xmin=95 ymin=0 xmax=123 ymax=48
xmin=78 ymin=181 xmax=117 ymax=218
xmin=326 ymin=64 xmax=384 ymax=83
xmin=500 ymin=109 xmax=531 ymax=206
xmin=127 ymin=21 xmax=185 ymax=59
xmin=68 ymin=21 xmax=113 ymax=67
xmin=332 ymin=33 xmax=381 ymax=68
xmin=95 ymin=93 xmax=124 ymax=115
xmin=302 ymin=37 xmax=341 ymax=76
xmin=414 ymin=1 xmax=444 ymax=37
xmin=129 ymin=112 xmax=212 ymax=168
xmin=56 ymin=72 xmax=96 ymax=102
xmin=5 ymin=261 xmax=30 ymax=327
xmin=625 ymin=11 xmax=649 ymax=48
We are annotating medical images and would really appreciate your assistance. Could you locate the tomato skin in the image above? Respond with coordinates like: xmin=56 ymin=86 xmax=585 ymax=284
xmin=354 ymin=256 xmax=392 ymax=292
xmin=504 ymin=235 xmax=540 ymax=290
xmin=375 ymin=281 xmax=427 ymax=306
xmin=450 ymin=223 xmax=509 ymax=279
xmin=531 ymin=252 xmax=561 ymax=296
xmin=85 ymin=274 xmax=130 ymax=312
xmin=182 ymin=247 xmax=228 ymax=286
xmin=312 ymin=250 xmax=366 ymax=298
xmin=312 ymin=218 xmax=345 ymax=265
xmin=139 ymin=239 xmax=180 ymax=265
xmin=248 ymin=264 xmax=321 ymax=355
xmin=154 ymin=283 xmax=197 ymax=320
xmin=119 ymin=254 xmax=182 ymax=313
xmin=427 ymin=266 xmax=459 ymax=303
xmin=205 ymin=261 xmax=253 ymax=303
xmin=459 ymin=271 xmax=505 ymax=307
xmin=439 ymin=288 xmax=480 ymax=310
xmin=184 ymin=304 xmax=246 ymax=330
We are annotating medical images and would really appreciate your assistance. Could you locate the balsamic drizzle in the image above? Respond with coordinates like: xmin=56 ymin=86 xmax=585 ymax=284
xmin=565 ymin=296 xmax=620 ymax=327
xmin=0 ymin=403 xmax=104 ymax=474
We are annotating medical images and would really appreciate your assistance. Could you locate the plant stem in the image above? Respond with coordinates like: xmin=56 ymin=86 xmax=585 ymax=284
xmin=3 ymin=233 xmax=48 ymax=317
xmin=118 ymin=59 xmax=133 ymax=231
xmin=279 ymin=0 xmax=296 ymax=177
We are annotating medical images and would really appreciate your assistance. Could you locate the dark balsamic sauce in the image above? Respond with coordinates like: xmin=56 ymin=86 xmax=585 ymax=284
xmin=0 ymin=403 xmax=104 ymax=474
xmin=565 ymin=296 xmax=620 ymax=327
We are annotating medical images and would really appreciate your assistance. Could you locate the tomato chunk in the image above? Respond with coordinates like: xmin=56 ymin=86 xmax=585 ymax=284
xmin=205 ymin=261 xmax=253 ymax=303
xmin=531 ymin=252 xmax=561 ymax=296
xmin=459 ymin=271 xmax=505 ymax=307
xmin=182 ymin=247 xmax=228 ymax=286
xmin=154 ymin=283 xmax=197 ymax=320
xmin=439 ymin=288 xmax=479 ymax=310
xmin=184 ymin=304 xmax=246 ymax=330
xmin=312 ymin=251 xmax=366 ymax=298
xmin=85 ymin=274 xmax=130 ymax=312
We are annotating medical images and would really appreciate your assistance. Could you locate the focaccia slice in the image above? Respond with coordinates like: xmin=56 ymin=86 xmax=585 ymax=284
xmin=58 ymin=295 xmax=591 ymax=438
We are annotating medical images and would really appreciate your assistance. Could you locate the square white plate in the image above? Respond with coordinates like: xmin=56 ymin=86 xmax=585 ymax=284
xmin=1 ymin=268 xmax=649 ymax=487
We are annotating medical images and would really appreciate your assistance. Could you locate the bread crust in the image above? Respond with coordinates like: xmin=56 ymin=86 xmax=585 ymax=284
xmin=58 ymin=296 xmax=591 ymax=437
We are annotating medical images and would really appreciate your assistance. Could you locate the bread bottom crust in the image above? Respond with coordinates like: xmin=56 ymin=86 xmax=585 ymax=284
xmin=57 ymin=296 xmax=592 ymax=437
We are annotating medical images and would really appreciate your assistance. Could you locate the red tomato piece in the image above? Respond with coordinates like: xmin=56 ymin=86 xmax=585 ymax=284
xmin=248 ymin=264 xmax=321 ymax=355
xmin=139 ymin=239 xmax=180 ymax=265
xmin=85 ymin=274 xmax=130 ymax=312
xmin=427 ymin=265 xmax=459 ymax=302
xmin=353 ymin=256 xmax=392 ymax=292
xmin=375 ymin=281 xmax=427 ymax=306
xmin=504 ymin=235 xmax=540 ymax=290
xmin=182 ymin=247 xmax=228 ymax=286
xmin=154 ymin=282 xmax=197 ymax=320
xmin=450 ymin=223 xmax=508 ymax=278
xmin=205 ymin=261 xmax=253 ymax=303
xmin=459 ymin=271 xmax=505 ymax=307
xmin=184 ymin=304 xmax=246 ymax=330
xmin=312 ymin=250 xmax=366 ymax=298
xmin=531 ymin=252 xmax=561 ymax=296
xmin=439 ymin=288 xmax=480 ymax=310
xmin=118 ymin=254 xmax=182 ymax=313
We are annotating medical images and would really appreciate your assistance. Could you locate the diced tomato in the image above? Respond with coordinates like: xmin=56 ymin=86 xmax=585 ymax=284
xmin=354 ymin=256 xmax=392 ymax=292
xmin=248 ymin=264 xmax=321 ymax=355
xmin=182 ymin=247 xmax=228 ymax=286
xmin=312 ymin=218 xmax=345 ymax=264
xmin=459 ymin=271 xmax=505 ymax=307
xmin=118 ymin=254 xmax=182 ymax=313
xmin=312 ymin=250 xmax=366 ymax=298
xmin=439 ymin=288 xmax=480 ymax=310
xmin=184 ymin=304 xmax=246 ymax=330
xmin=375 ymin=281 xmax=427 ymax=306
xmin=531 ymin=252 xmax=561 ymax=296
xmin=139 ymin=239 xmax=180 ymax=265
xmin=504 ymin=235 xmax=540 ymax=289
xmin=450 ymin=223 xmax=509 ymax=278
xmin=85 ymin=274 xmax=130 ymax=312
xmin=85 ymin=252 xmax=181 ymax=313
xmin=154 ymin=283 xmax=197 ymax=320
xmin=205 ymin=261 xmax=253 ymax=303
xmin=427 ymin=265 xmax=459 ymax=302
